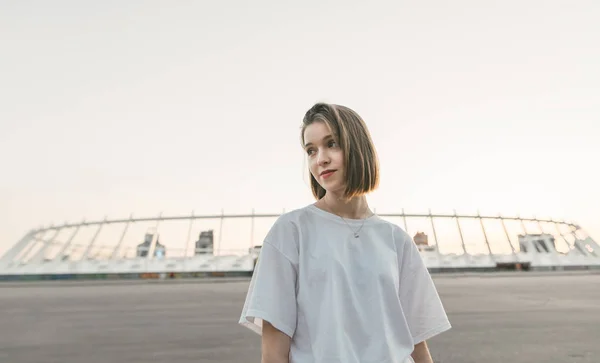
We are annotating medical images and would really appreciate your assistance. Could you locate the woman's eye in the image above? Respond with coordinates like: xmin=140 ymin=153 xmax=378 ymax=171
xmin=328 ymin=141 xmax=337 ymax=147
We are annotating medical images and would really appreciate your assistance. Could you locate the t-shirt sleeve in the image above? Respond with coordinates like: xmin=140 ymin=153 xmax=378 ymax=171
xmin=397 ymin=228 xmax=451 ymax=344
xmin=238 ymin=218 xmax=299 ymax=338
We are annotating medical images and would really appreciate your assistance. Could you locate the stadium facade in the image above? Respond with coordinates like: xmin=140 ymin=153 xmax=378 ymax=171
xmin=1 ymin=210 xmax=599 ymax=280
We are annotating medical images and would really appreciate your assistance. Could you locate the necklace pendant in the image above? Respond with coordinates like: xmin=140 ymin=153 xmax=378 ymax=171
xmin=354 ymin=233 xmax=359 ymax=238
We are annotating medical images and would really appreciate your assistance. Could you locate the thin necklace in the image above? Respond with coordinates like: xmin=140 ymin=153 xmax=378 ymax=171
xmin=322 ymin=198 xmax=372 ymax=238
xmin=342 ymin=217 xmax=367 ymax=238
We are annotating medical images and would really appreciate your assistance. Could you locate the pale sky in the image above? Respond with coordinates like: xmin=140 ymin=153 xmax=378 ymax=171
xmin=1 ymin=1 xmax=599 ymax=257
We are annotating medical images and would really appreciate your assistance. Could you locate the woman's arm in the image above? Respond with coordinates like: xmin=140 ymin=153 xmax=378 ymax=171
xmin=411 ymin=341 xmax=434 ymax=363
xmin=261 ymin=320 xmax=291 ymax=363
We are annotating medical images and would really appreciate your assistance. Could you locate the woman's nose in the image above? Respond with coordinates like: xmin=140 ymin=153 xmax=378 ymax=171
xmin=317 ymin=150 xmax=330 ymax=166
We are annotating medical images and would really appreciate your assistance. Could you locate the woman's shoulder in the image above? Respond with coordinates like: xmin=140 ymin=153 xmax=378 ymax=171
xmin=261 ymin=206 xmax=311 ymax=260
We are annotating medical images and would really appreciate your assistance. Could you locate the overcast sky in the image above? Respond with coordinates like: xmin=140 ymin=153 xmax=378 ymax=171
xmin=1 ymin=0 xmax=598 ymax=257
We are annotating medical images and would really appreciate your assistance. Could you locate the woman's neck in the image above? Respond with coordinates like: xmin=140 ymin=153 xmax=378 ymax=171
xmin=317 ymin=192 xmax=372 ymax=219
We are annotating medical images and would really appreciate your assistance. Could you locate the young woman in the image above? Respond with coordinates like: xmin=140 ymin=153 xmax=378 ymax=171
xmin=239 ymin=103 xmax=451 ymax=363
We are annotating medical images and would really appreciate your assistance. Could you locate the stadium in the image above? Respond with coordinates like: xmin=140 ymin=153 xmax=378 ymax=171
xmin=1 ymin=210 xmax=599 ymax=281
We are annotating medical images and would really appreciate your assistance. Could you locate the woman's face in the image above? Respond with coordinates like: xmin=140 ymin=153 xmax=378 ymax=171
xmin=303 ymin=121 xmax=345 ymax=194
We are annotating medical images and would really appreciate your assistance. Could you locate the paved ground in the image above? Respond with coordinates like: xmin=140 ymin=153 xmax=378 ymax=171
xmin=0 ymin=271 xmax=598 ymax=363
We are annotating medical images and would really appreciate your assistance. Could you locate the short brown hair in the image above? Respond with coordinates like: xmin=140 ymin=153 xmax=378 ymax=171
xmin=301 ymin=103 xmax=380 ymax=200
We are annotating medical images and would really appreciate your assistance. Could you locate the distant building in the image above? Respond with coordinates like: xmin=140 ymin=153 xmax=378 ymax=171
xmin=249 ymin=245 xmax=262 ymax=255
xmin=195 ymin=230 xmax=214 ymax=255
xmin=136 ymin=229 xmax=166 ymax=258
xmin=414 ymin=232 xmax=429 ymax=246
xmin=136 ymin=232 xmax=153 ymax=257
xmin=413 ymin=231 xmax=437 ymax=253
xmin=154 ymin=239 xmax=166 ymax=259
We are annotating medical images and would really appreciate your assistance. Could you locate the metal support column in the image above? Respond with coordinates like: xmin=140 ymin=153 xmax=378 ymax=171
xmin=478 ymin=211 xmax=494 ymax=258
xmin=54 ymin=221 xmax=84 ymax=262
xmin=109 ymin=214 xmax=133 ymax=259
xmin=454 ymin=210 xmax=467 ymax=255
xmin=519 ymin=216 xmax=528 ymax=235
xmin=29 ymin=228 xmax=61 ymax=263
xmin=16 ymin=230 xmax=48 ymax=263
xmin=499 ymin=215 xmax=517 ymax=255
xmin=147 ymin=212 xmax=163 ymax=259
xmin=428 ymin=209 xmax=442 ymax=258
xmin=554 ymin=222 xmax=573 ymax=251
xmin=81 ymin=218 xmax=106 ymax=260
xmin=402 ymin=208 xmax=408 ymax=234
xmin=183 ymin=211 xmax=195 ymax=258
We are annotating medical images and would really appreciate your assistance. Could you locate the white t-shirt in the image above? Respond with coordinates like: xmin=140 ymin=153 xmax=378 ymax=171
xmin=239 ymin=204 xmax=451 ymax=363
